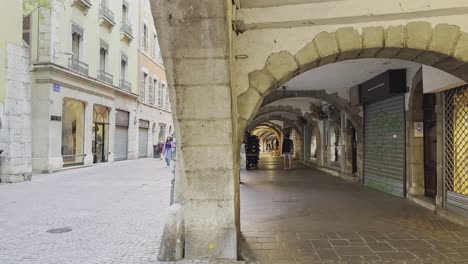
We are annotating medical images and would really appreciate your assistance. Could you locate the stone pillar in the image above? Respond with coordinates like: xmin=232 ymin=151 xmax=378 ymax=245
xmin=152 ymin=0 xmax=237 ymax=259
xmin=0 ymin=43 xmax=32 ymax=182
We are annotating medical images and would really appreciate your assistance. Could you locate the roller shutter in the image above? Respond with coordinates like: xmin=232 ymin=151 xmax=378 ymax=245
xmin=364 ymin=95 xmax=406 ymax=197
xmin=114 ymin=126 xmax=128 ymax=161
xmin=139 ymin=128 xmax=149 ymax=158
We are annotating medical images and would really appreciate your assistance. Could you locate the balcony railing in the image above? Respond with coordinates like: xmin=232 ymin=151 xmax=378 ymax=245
xmin=121 ymin=21 xmax=133 ymax=40
xmin=99 ymin=4 xmax=115 ymax=26
xmin=69 ymin=58 xmax=89 ymax=75
xmin=72 ymin=0 xmax=92 ymax=11
xmin=119 ymin=80 xmax=132 ymax=92
xmin=97 ymin=70 xmax=113 ymax=85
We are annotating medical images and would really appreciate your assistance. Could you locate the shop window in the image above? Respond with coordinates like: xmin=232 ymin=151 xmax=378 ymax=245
xmin=93 ymin=105 xmax=110 ymax=163
xmin=62 ymin=99 xmax=85 ymax=166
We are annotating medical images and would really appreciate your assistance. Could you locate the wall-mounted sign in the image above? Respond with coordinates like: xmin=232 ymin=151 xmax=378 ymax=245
xmin=414 ymin=122 xmax=424 ymax=138
xmin=53 ymin=84 xmax=60 ymax=92
xmin=51 ymin=115 xmax=62 ymax=121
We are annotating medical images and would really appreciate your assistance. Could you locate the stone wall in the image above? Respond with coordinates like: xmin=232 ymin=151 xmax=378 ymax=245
xmin=0 ymin=43 xmax=32 ymax=183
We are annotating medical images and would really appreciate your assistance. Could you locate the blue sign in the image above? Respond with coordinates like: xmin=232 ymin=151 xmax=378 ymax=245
xmin=53 ymin=84 xmax=60 ymax=92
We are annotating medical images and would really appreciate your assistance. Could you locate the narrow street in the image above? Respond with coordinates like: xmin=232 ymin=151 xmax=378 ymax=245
xmin=0 ymin=159 xmax=171 ymax=264
xmin=240 ymin=156 xmax=468 ymax=264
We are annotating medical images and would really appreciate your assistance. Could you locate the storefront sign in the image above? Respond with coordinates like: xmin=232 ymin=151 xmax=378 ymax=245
xmin=50 ymin=115 xmax=62 ymax=121
xmin=359 ymin=69 xmax=407 ymax=105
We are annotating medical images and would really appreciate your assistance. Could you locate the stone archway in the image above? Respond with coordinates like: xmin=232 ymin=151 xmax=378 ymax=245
xmin=237 ymin=22 xmax=468 ymax=132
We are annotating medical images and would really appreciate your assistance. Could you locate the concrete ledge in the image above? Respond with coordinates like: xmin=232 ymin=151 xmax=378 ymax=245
xmin=408 ymin=195 xmax=436 ymax=212
xmin=300 ymin=161 xmax=359 ymax=183
xmin=436 ymin=206 xmax=468 ymax=229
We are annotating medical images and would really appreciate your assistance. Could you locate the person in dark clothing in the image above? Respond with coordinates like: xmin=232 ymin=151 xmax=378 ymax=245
xmin=282 ymin=134 xmax=294 ymax=170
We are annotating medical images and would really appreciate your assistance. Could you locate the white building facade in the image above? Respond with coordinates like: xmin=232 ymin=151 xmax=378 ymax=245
xmin=26 ymin=0 xmax=172 ymax=173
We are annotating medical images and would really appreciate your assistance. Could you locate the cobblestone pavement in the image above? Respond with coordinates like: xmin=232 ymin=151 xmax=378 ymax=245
xmin=0 ymin=159 xmax=171 ymax=264
xmin=240 ymin=156 xmax=468 ymax=264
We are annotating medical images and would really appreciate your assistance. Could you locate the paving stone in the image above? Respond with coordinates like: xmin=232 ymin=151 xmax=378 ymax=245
xmin=387 ymin=239 xmax=434 ymax=249
xmin=366 ymin=242 xmax=396 ymax=252
xmin=316 ymin=248 xmax=340 ymax=260
xmin=330 ymin=240 xmax=351 ymax=247
xmin=311 ymin=240 xmax=332 ymax=249
xmin=334 ymin=246 xmax=376 ymax=257
xmin=377 ymin=251 xmax=418 ymax=260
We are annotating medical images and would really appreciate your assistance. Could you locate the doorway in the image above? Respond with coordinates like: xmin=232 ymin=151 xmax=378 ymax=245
xmin=93 ymin=105 xmax=110 ymax=164
xmin=423 ymin=94 xmax=437 ymax=198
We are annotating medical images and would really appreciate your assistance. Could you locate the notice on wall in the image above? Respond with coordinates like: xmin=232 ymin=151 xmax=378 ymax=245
xmin=414 ymin=122 xmax=424 ymax=138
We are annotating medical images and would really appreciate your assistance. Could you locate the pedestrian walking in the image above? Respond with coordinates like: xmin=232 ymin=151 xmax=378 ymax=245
xmin=282 ymin=134 xmax=294 ymax=170
xmin=162 ymin=136 xmax=173 ymax=167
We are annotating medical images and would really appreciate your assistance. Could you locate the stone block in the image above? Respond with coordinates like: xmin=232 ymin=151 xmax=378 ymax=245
xmin=314 ymin=31 xmax=339 ymax=58
xmin=158 ymin=204 xmax=184 ymax=261
xmin=177 ymin=85 xmax=232 ymax=120
xmin=406 ymin=21 xmax=432 ymax=50
xmin=454 ymin=32 xmax=468 ymax=62
xmin=336 ymin=27 xmax=362 ymax=61
xmin=179 ymin=119 xmax=232 ymax=146
xmin=184 ymin=168 xmax=233 ymax=200
xmin=360 ymin=26 xmax=384 ymax=58
xmin=156 ymin=17 xmax=228 ymax=58
xmin=185 ymin=199 xmax=235 ymax=229
xmin=294 ymin=41 xmax=320 ymax=71
xmin=184 ymin=227 xmax=237 ymax=260
xmin=385 ymin=25 xmax=406 ymax=49
xmin=248 ymin=69 xmax=276 ymax=96
xmin=174 ymin=58 xmax=229 ymax=86
xmin=183 ymin=145 xmax=233 ymax=171
xmin=429 ymin=24 xmax=460 ymax=56
xmin=152 ymin=0 xmax=226 ymax=21
xmin=265 ymin=51 xmax=298 ymax=82
xmin=237 ymin=89 xmax=262 ymax=121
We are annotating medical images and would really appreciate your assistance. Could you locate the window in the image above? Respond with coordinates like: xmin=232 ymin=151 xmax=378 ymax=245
xmin=143 ymin=24 xmax=148 ymax=51
xmin=153 ymin=34 xmax=157 ymax=58
xmin=62 ymin=99 xmax=85 ymax=166
xmin=165 ymin=88 xmax=170 ymax=110
xmin=23 ymin=15 xmax=31 ymax=46
xmin=72 ymin=33 xmax=81 ymax=60
xmin=99 ymin=48 xmax=107 ymax=71
xmin=154 ymin=32 xmax=162 ymax=62
xmin=141 ymin=73 xmax=148 ymax=101
xmin=148 ymin=77 xmax=154 ymax=105
xmin=121 ymin=57 xmax=127 ymax=81
xmin=122 ymin=4 xmax=128 ymax=24
xmin=153 ymin=79 xmax=159 ymax=104
xmin=159 ymin=83 xmax=165 ymax=107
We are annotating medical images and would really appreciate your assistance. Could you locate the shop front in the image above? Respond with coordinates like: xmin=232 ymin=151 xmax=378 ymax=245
xmin=114 ymin=110 xmax=129 ymax=161
xmin=359 ymin=70 xmax=407 ymax=198
xmin=444 ymin=85 xmax=468 ymax=216
xmin=61 ymin=99 xmax=85 ymax=166
xmin=93 ymin=105 xmax=110 ymax=164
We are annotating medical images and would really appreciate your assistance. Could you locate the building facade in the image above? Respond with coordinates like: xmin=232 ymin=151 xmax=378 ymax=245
xmin=0 ymin=0 xmax=32 ymax=183
xmin=24 ymin=0 xmax=172 ymax=173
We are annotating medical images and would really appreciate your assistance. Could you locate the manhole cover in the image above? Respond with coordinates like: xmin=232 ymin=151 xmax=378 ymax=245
xmin=47 ymin=227 xmax=72 ymax=234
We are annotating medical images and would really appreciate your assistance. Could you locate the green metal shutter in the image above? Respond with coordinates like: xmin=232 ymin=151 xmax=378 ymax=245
xmin=364 ymin=95 xmax=406 ymax=197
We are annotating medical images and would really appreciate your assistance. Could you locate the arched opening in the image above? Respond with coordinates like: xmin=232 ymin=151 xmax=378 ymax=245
xmin=237 ymin=23 xmax=468 ymax=262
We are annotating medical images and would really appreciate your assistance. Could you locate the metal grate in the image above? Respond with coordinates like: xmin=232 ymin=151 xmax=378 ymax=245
xmin=445 ymin=85 xmax=468 ymax=195
xmin=445 ymin=85 xmax=468 ymax=216
xmin=47 ymin=227 xmax=72 ymax=234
